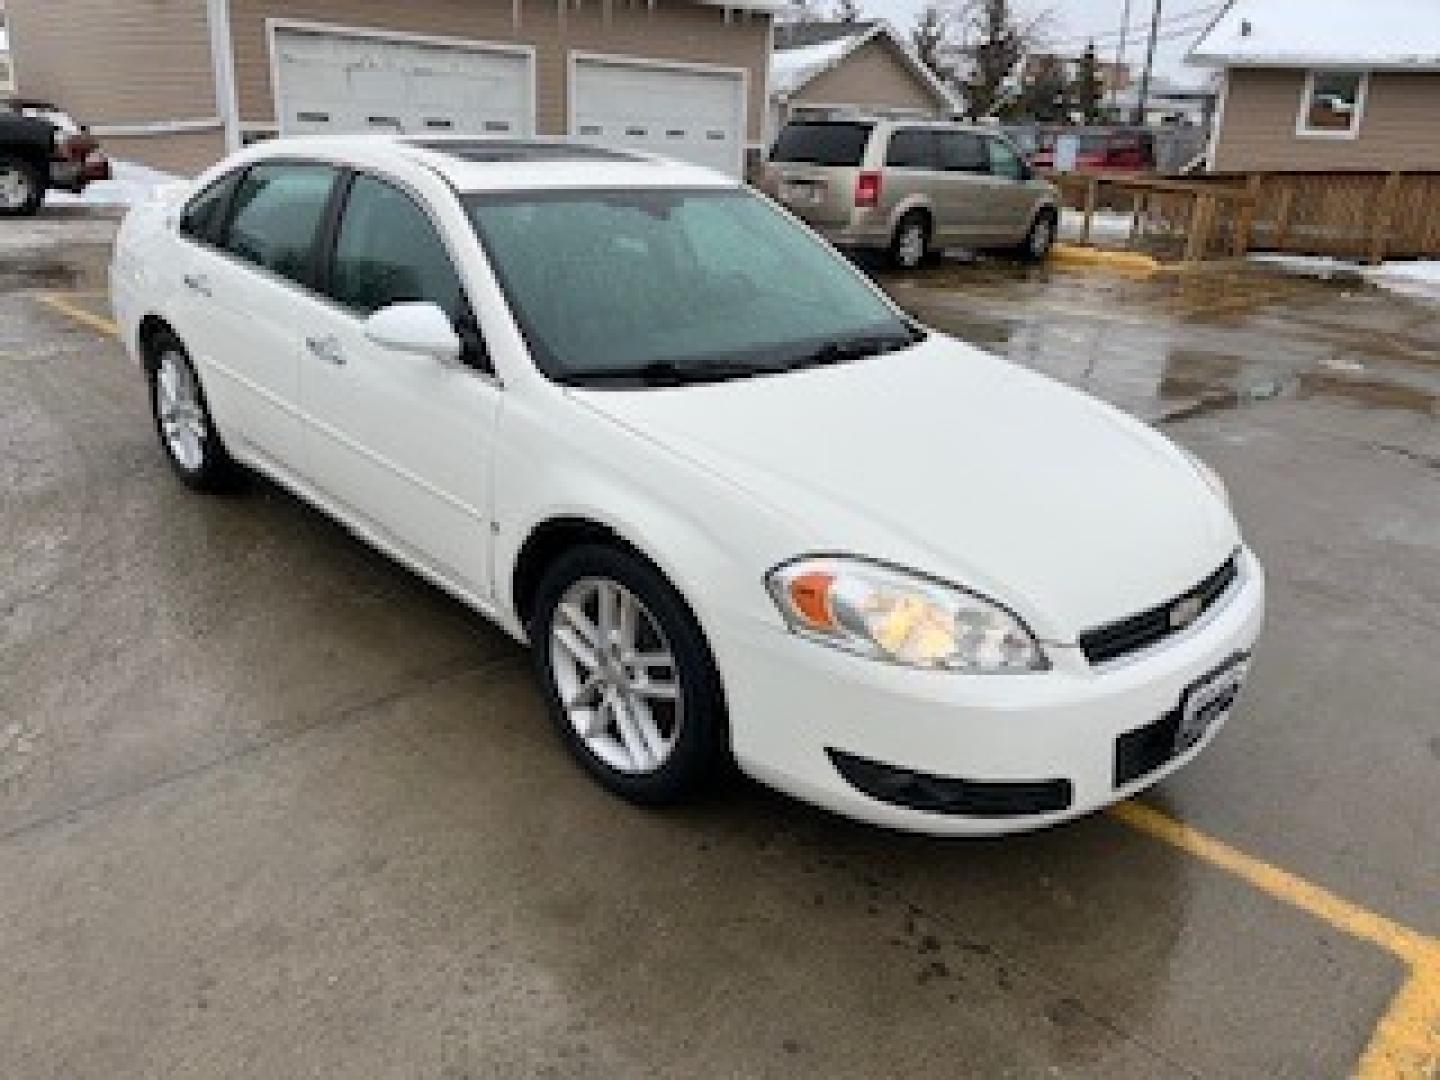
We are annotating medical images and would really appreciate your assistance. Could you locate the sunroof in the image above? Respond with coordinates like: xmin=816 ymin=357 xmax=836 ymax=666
xmin=408 ymin=140 xmax=643 ymax=163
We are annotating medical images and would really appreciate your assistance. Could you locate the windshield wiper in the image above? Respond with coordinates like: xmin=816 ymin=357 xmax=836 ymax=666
xmin=563 ymin=359 xmax=787 ymax=388
xmin=783 ymin=329 xmax=924 ymax=373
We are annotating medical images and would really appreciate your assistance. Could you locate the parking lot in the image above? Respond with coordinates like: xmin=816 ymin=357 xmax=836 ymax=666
xmin=1 ymin=211 xmax=1437 ymax=1078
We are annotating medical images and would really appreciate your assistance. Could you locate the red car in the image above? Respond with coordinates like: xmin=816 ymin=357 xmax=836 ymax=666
xmin=0 ymin=98 xmax=111 ymax=216
xmin=1030 ymin=129 xmax=1156 ymax=174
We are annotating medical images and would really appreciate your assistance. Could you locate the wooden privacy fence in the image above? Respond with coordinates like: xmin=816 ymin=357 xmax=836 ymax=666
xmin=1049 ymin=171 xmax=1440 ymax=263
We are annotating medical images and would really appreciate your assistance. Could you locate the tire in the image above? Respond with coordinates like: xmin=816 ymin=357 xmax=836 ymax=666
xmin=530 ymin=543 xmax=727 ymax=806
xmin=145 ymin=333 xmax=241 ymax=491
xmin=889 ymin=210 xmax=931 ymax=271
xmin=1017 ymin=207 xmax=1058 ymax=263
xmin=0 ymin=156 xmax=44 ymax=218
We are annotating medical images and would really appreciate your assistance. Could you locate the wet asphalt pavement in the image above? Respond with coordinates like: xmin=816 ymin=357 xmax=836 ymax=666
xmin=1 ymin=213 xmax=1437 ymax=1079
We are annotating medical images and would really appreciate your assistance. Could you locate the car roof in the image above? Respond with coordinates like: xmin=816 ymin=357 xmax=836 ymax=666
xmin=237 ymin=135 xmax=738 ymax=193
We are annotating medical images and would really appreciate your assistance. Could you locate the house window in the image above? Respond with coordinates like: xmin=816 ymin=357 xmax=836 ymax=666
xmin=1297 ymin=70 xmax=1369 ymax=139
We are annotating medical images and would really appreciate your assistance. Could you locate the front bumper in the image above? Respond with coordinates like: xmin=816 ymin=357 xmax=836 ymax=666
xmin=715 ymin=548 xmax=1266 ymax=836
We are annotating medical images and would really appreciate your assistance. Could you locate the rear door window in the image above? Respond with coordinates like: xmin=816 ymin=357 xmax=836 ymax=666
xmin=222 ymin=162 xmax=340 ymax=289
xmin=770 ymin=122 xmax=873 ymax=166
xmin=180 ymin=169 xmax=242 ymax=247
xmin=885 ymin=129 xmax=938 ymax=170
xmin=938 ymin=131 xmax=989 ymax=173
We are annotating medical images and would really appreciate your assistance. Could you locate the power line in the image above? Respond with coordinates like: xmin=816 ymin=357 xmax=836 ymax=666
xmin=1048 ymin=1 xmax=1222 ymax=47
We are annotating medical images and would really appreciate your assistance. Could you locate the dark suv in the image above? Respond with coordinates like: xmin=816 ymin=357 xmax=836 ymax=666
xmin=0 ymin=99 xmax=111 ymax=216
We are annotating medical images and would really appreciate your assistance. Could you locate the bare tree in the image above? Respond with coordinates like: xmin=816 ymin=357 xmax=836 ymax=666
xmin=911 ymin=4 xmax=953 ymax=82
xmin=776 ymin=0 xmax=825 ymax=25
xmin=833 ymin=0 xmax=863 ymax=23
xmin=952 ymin=0 xmax=1052 ymax=120
xmin=1073 ymin=39 xmax=1104 ymax=123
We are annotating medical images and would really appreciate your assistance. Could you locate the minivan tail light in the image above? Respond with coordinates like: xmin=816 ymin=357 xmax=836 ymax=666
xmin=855 ymin=171 xmax=882 ymax=209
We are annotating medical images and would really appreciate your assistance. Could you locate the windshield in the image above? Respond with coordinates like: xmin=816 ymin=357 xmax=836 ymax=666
xmin=770 ymin=122 xmax=872 ymax=166
xmin=464 ymin=188 xmax=915 ymax=387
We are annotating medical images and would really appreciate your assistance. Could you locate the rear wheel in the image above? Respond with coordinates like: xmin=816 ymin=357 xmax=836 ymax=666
xmin=530 ymin=544 xmax=727 ymax=805
xmin=890 ymin=211 xmax=931 ymax=270
xmin=0 ymin=156 xmax=43 ymax=218
xmin=146 ymin=334 xmax=240 ymax=491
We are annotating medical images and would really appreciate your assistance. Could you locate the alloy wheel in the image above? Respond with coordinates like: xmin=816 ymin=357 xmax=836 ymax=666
xmin=155 ymin=351 xmax=208 ymax=472
xmin=897 ymin=224 xmax=927 ymax=268
xmin=0 ymin=166 xmax=33 ymax=211
xmin=549 ymin=577 xmax=683 ymax=775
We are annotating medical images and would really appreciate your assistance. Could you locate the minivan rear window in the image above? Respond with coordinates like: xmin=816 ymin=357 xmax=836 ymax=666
xmin=770 ymin=122 xmax=873 ymax=167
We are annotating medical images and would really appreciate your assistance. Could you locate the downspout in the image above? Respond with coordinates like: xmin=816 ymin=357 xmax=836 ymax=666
xmin=206 ymin=0 xmax=241 ymax=152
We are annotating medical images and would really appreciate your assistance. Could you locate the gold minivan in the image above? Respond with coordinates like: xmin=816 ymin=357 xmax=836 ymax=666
xmin=759 ymin=119 xmax=1060 ymax=269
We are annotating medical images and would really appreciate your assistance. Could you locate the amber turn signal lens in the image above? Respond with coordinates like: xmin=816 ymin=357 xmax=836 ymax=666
xmin=789 ymin=572 xmax=836 ymax=630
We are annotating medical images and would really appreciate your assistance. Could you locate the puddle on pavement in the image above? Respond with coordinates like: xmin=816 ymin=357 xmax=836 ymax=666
xmin=878 ymin=256 xmax=1440 ymax=424
xmin=0 ymin=258 xmax=82 ymax=294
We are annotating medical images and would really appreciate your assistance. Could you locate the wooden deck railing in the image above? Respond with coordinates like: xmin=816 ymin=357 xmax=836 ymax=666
xmin=1048 ymin=170 xmax=1440 ymax=263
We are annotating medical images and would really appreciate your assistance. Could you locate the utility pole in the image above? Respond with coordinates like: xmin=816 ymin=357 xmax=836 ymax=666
xmin=1110 ymin=0 xmax=1133 ymax=116
xmin=1135 ymin=0 xmax=1162 ymax=126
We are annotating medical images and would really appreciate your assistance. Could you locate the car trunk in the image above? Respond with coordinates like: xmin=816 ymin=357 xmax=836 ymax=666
xmin=761 ymin=120 xmax=872 ymax=229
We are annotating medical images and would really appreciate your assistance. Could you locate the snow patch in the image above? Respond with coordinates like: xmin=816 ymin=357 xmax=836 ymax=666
xmin=47 ymin=160 xmax=186 ymax=209
xmin=1250 ymin=253 xmax=1440 ymax=303
xmin=1060 ymin=208 xmax=1136 ymax=244
xmin=1190 ymin=0 xmax=1440 ymax=68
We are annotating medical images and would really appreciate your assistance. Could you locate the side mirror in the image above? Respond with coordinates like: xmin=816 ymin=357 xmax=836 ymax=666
xmin=363 ymin=302 xmax=462 ymax=365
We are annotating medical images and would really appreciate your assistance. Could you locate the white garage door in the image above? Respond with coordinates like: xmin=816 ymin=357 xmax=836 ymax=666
xmin=571 ymin=56 xmax=746 ymax=177
xmin=273 ymin=27 xmax=534 ymax=140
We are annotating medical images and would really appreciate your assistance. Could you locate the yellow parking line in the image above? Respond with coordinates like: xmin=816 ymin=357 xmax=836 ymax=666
xmin=1110 ymin=800 xmax=1440 ymax=1078
xmin=37 ymin=291 xmax=119 ymax=339
xmin=34 ymin=282 xmax=1438 ymax=1077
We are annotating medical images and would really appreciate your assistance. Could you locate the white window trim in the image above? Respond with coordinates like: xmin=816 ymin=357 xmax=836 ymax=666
xmin=264 ymin=17 xmax=538 ymax=139
xmin=1295 ymin=68 xmax=1370 ymax=142
xmin=567 ymin=50 xmax=750 ymax=180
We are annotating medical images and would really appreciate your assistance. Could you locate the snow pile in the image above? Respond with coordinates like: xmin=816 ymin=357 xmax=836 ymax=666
xmin=47 ymin=160 xmax=186 ymax=209
xmin=1190 ymin=0 xmax=1440 ymax=68
xmin=1250 ymin=253 xmax=1440 ymax=303
xmin=771 ymin=34 xmax=865 ymax=96
xmin=1060 ymin=208 xmax=1136 ymax=244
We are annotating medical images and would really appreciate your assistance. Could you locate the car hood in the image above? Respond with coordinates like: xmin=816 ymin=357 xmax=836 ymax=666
xmin=569 ymin=336 xmax=1239 ymax=641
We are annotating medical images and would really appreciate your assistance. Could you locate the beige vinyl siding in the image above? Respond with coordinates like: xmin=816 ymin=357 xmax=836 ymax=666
xmin=100 ymin=129 xmax=228 ymax=175
xmin=789 ymin=36 xmax=941 ymax=114
xmin=1214 ymin=68 xmax=1440 ymax=172
xmin=228 ymin=0 xmax=770 ymax=143
xmin=4 ymin=0 xmax=217 ymax=129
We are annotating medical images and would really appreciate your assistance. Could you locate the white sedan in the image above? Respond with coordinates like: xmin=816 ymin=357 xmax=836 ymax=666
xmin=110 ymin=137 xmax=1264 ymax=835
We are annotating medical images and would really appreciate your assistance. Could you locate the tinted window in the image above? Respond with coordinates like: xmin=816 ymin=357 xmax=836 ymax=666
xmin=180 ymin=170 xmax=241 ymax=245
xmin=770 ymin=122 xmax=873 ymax=166
xmin=939 ymin=131 xmax=988 ymax=173
xmin=465 ymin=189 xmax=910 ymax=383
xmin=224 ymin=163 xmax=338 ymax=287
xmin=885 ymin=129 xmax=937 ymax=170
xmin=986 ymin=137 xmax=1025 ymax=181
xmin=329 ymin=173 xmax=468 ymax=324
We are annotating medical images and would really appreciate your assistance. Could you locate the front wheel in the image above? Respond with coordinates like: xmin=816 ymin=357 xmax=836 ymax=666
xmin=530 ymin=544 xmax=727 ymax=805
xmin=1017 ymin=208 xmax=1058 ymax=263
xmin=0 ymin=156 xmax=44 ymax=218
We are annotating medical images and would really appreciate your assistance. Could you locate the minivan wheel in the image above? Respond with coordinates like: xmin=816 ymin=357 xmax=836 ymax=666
xmin=0 ymin=156 xmax=43 ymax=218
xmin=146 ymin=335 xmax=240 ymax=490
xmin=890 ymin=211 xmax=931 ymax=270
xmin=530 ymin=544 xmax=727 ymax=806
xmin=1018 ymin=208 xmax=1057 ymax=263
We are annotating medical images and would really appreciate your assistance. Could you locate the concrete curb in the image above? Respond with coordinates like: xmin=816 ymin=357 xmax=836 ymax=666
xmin=1050 ymin=244 xmax=1161 ymax=277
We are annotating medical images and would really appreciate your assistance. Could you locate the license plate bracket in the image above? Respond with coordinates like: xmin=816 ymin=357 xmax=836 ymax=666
xmin=1175 ymin=653 xmax=1250 ymax=755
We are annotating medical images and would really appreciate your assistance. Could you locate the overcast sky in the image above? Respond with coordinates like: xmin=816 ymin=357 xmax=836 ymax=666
xmin=864 ymin=0 xmax=1221 ymax=85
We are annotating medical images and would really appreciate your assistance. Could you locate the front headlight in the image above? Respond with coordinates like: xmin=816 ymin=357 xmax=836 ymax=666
xmin=765 ymin=557 xmax=1048 ymax=673
xmin=1182 ymin=447 xmax=1230 ymax=506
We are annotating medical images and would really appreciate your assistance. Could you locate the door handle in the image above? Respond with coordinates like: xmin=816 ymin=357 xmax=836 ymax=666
xmin=182 ymin=272 xmax=212 ymax=298
xmin=305 ymin=334 xmax=345 ymax=367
